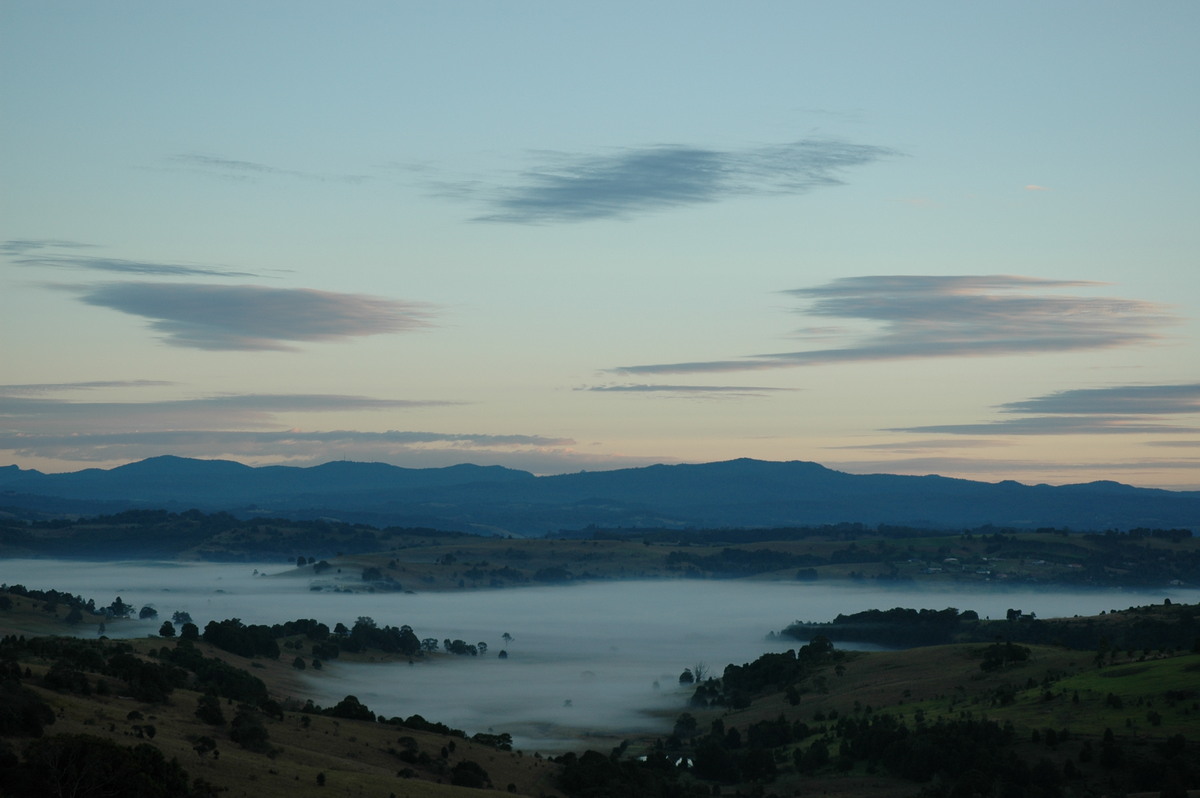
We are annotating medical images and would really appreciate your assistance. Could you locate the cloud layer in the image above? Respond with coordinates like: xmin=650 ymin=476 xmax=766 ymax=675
xmin=581 ymin=384 xmax=793 ymax=397
xmin=615 ymin=275 xmax=1175 ymax=374
xmin=0 ymin=388 xmax=629 ymax=473
xmin=165 ymin=154 xmax=369 ymax=184
xmin=473 ymin=138 xmax=898 ymax=223
xmin=4 ymin=239 xmax=258 ymax=278
xmin=74 ymin=283 xmax=433 ymax=350
xmin=892 ymin=383 xmax=1200 ymax=436
xmin=0 ymin=393 xmax=451 ymax=433
xmin=999 ymin=383 xmax=1200 ymax=416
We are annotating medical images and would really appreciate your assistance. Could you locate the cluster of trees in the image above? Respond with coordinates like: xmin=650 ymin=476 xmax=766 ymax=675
xmin=5 ymin=507 xmax=468 ymax=560
xmin=556 ymin=749 xmax=707 ymax=798
xmin=173 ymin=612 xmax=512 ymax=664
xmin=664 ymin=547 xmax=825 ymax=577
xmin=337 ymin=616 xmax=420 ymax=655
xmin=785 ymin=607 xmax=980 ymax=647
xmin=783 ymin=601 xmax=1200 ymax=654
xmin=0 ymin=734 xmax=207 ymax=798
xmin=201 ymin=619 xmax=280 ymax=659
xmin=688 ymin=636 xmax=842 ymax=711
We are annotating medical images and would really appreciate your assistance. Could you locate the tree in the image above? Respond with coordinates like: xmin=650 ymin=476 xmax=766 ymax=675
xmin=327 ymin=695 xmax=374 ymax=722
xmin=296 ymin=556 xmax=306 ymax=568
xmin=477 ymin=641 xmax=488 ymax=655
xmin=180 ymin=622 xmax=199 ymax=641
xmin=421 ymin=638 xmax=440 ymax=653
xmin=108 ymin=596 xmax=131 ymax=617
xmin=450 ymin=760 xmax=491 ymax=789
xmin=158 ymin=621 xmax=175 ymax=638
xmin=672 ymin=712 xmax=698 ymax=740
xmin=679 ymin=668 xmax=694 ymax=685
xmin=195 ymin=694 xmax=225 ymax=726
xmin=193 ymin=735 xmax=217 ymax=759
xmin=64 ymin=606 xmax=83 ymax=624
xmin=17 ymin=734 xmax=191 ymax=797
xmin=229 ymin=707 xmax=270 ymax=752
xmin=692 ymin=662 xmax=709 ymax=682
xmin=138 ymin=605 xmax=158 ymax=620
xmin=172 ymin=610 xmax=192 ymax=625
xmin=502 ymin=632 xmax=513 ymax=646
xmin=0 ymin=680 xmax=55 ymax=736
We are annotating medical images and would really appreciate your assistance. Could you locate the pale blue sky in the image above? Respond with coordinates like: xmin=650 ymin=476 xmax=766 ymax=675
xmin=3 ymin=1 xmax=1199 ymax=488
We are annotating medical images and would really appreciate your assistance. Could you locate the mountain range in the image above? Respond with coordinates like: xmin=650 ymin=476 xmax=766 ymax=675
xmin=2 ymin=456 xmax=1197 ymax=535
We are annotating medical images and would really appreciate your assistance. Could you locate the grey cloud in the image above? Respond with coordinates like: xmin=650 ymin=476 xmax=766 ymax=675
xmin=16 ymin=255 xmax=257 ymax=278
xmin=473 ymin=138 xmax=898 ymax=223
xmin=998 ymin=383 xmax=1200 ymax=416
xmin=827 ymin=456 xmax=1200 ymax=481
xmin=890 ymin=416 xmax=1197 ymax=436
xmin=829 ymin=439 xmax=1010 ymax=452
xmin=615 ymin=275 xmax=1175 ymax=374
xmin=4 ymin=239 xmax=260 ymax=278
xmin=75 ymin=283 xmax=433 ymax=350
xmin=0 ymin=380 xmax=174 ymax=394
xmin=0 ymin=429 xmax=570 ymax=450
xmin=582 ymin=384 xmax=794 ymax=397
xmin=0 ymin=429 xmax=673 ymax=476
xmin=0 ymin=239 xmax=95 ymax=255
xmin=890 ymin=382 xmax=1200 ymax=437
xmin=166 ymin=154 xmax=370 ymax=184
xmin=0 ymin=393 xmax=452 ymax=433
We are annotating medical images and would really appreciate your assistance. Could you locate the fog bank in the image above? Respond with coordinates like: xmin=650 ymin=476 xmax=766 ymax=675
xmin=5 ymin=560 xmax=1197 ymax=751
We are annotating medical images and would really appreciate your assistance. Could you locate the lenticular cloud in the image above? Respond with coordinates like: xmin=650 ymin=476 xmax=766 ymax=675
xmin=79 ymin=283 xmax=433 ymax=350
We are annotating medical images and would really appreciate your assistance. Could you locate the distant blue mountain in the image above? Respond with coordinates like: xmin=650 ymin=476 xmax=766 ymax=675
xmin=1 ymin=456 xmax=1196 ymax=535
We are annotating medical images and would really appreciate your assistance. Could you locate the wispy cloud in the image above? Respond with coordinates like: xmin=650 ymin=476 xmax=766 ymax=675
xmin=892 ymin=416 xmax=1198 ymax=436
xmin=828 ymin=455 xmax=1200 ymax=483
xmin=69 ymin=283 xmax=433 ymax=350
xmin=0 ymin=428 xmax=672 ymax=475
xmin=829 ymin=438 xmax=1010 ymax=452
xmin=998 ymin=383 xmax=1200 ymax=416
xmin=165 ymin=154 xmax=370 ymax=184
xmin=0 ymin=428 xmax=570 ymax=452
xmin=891 ymin=383 xmax=1200 ymax=436
xmin=0 ymin=239 xmax=95 ymax=255
xmin=0 ymin=380 xmax=174 ymax=394
xmin=1024 ymin=184 xmax=1051 ymax=191
xmin=614 ymin=275 xmax=1176 ymax=374
xmin=0 ymin=393 xmax=453 ymax=433
xmin=3 ymin=239 xmax=260 ymax=278
xmin=581 ymin=383 xmax=794 ymax=397
xmin=470 ymin=138 xmax=898 ymax=223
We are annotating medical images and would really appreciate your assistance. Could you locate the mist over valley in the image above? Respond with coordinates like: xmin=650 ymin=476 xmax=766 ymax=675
xmin=7 ymin=558 xmax=1198 ymax=752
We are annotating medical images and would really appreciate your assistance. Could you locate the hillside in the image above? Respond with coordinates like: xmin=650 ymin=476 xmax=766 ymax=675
xmin=4 ymin=588 xmax=1199 ymax=797
xmin=3 ymin=509 xmax=1198 ymax=588
xmin=0 ymin=592 xmax=562 ymax=798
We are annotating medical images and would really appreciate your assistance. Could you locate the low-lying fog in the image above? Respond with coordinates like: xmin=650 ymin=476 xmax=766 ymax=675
xmin=6 ymin=559 xmax=1198 ymax=752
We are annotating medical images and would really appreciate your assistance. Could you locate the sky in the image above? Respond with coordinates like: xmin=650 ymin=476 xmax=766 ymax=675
xmin=2 ymin=1 xmax=1199 ymax=489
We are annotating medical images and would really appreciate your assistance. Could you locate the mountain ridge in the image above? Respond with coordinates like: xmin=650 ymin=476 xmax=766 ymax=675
xmin=1 ymin=456 xmax=1197 ymax=535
